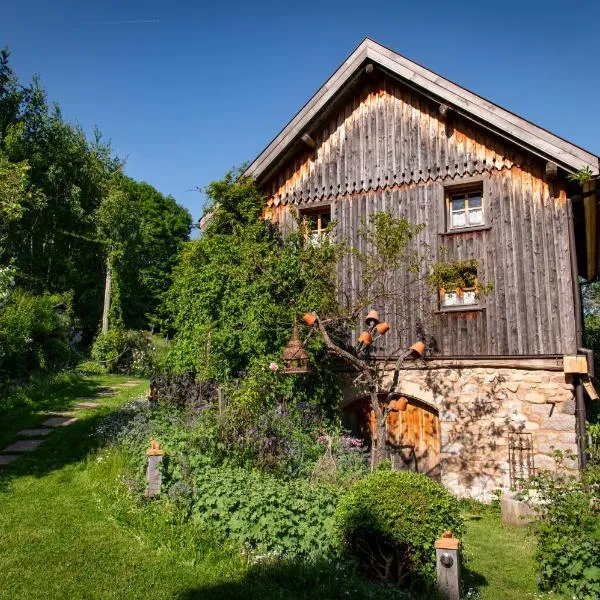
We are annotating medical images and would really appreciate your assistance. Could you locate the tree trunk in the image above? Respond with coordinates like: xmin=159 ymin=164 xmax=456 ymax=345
xmin=370 ymin=389 xmax=388 ymax=469
xmin=101 ymin=256 xmax=112 ymax=334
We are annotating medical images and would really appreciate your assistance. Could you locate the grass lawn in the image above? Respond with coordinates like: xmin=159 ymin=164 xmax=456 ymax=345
xmin=0 ymin=373 xmax=559 ymax=599
xmin=462 ymin=506 xmax=562 ymax=600
xmin=0 ymin=374 xmax=245 ymax=600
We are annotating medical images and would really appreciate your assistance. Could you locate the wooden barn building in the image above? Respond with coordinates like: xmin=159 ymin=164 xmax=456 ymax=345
xmin=244 ymin=38 xmax=599 ymax=499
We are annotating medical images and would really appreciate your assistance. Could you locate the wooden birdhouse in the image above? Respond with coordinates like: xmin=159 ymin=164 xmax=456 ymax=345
xmin=283 ymin=322 xmax=311 ymax=374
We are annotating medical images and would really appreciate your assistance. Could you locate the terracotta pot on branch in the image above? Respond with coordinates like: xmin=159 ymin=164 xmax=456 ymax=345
xmin=365 ymin=310 xmax=380 ymax=327
xmin=302 ymin=312 xmax=318 ymax=327
xmin=396 ymin=397 xmax=408 ymax=411
xmin=375 ymin=322 xmax=390 ymax=335
xmin=358 ymin=331 xmax=373 ymax=346
xmin=409 ymin=341 xmax=425 ymax=357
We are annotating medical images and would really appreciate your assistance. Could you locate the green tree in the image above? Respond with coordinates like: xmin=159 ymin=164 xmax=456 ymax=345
xmin=117 ymin=179 xmax=191 ymax=331
xmin=95 ymin=176 xmax=137 ymax=333
xmin=167 ymin=170 xmax=338 ymax=380
xmin=0 ymin=49 xmax=191 ymax=343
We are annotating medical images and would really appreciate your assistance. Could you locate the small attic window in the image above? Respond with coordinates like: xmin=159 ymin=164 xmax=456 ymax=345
xmin=302 ymin=207 xmax=331 ymax=245
xmin=447 ymin=187 xmax=484 ymax=230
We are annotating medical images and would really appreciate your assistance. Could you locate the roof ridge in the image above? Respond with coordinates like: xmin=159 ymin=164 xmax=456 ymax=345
xmin=245 ymin=39 xmax=598 ymax=183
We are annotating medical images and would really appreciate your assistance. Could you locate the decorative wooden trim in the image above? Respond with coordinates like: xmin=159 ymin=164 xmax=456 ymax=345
xmin=441 ymin=173 xmax=490 ymax=189
xmin=297 ymin=200 xmax=333 ymax=212
xmin=435 ymin=306 xmax=486 ymax=315
xmin=334 ymin=355 xmax=566 ymax=373
xmin=439 ymin=225 xmax=492 ymax=237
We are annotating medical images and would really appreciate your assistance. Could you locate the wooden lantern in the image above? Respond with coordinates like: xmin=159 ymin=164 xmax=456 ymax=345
xmin=283 ymin=322 xmax=311 ymax=374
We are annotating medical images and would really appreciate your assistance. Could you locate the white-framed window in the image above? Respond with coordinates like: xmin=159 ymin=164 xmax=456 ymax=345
xmin=447 ymin=190 xmax=483 ymax=230
xmin=303 ymin=208 xmax=331 ymax=245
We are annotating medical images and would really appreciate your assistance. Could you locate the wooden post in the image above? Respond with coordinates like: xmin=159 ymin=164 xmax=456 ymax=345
xmin=218 ymin=387 xmax=227 ymax=416
xmin=435 ymin=531 xmax=461 ymax=600
xmin=145 ymin=439 xmax=164 ymax=498
xmin=101 ymin=257 xmax=112 ymax=334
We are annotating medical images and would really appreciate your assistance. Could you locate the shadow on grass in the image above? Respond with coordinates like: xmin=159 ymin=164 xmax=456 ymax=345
xmin=175 ymin=556 xmax=488 ymax=600
xmin=0 ymin=373 xmax=147 ymax=492
xmin=177 ymin=558 xmax=408 ymax=600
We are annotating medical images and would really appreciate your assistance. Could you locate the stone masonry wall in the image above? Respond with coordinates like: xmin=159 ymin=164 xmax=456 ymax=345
xmin=362 ymin=365 xmax=578 ymax=501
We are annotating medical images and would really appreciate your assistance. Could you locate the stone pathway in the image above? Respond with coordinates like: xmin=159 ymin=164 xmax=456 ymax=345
xmin=74 ymin=402 xmax=99 ymax=409
xmin=42 ymin=416 xmax=78 ymax=428
xmin=16 ymin=429 xmax=52 ymax=437
xmin=0 ymin=382 xmax=133 ymax=467
xmin=4 ymin=440 xmax=44 ymax=453
xmin=45 ymin=411 xmax=77 ymax=418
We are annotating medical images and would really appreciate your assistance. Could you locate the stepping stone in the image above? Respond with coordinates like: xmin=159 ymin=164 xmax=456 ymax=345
xmin=3 ymin=439 xmax=44 ymax=453
xmin=74 ymin=402 xmax=99 ymax=409
xmin=16 ymin=428 xmax=52 ymax=437
xmin=119 ymin=382 xmax=142 ymax=387
xmin=46 ymin=411 xmax=76 ymax=417
xmin=42 ymin=416 xmax=78 ymax=427
xmin=0 ymin=455 xmax=19 ymax=465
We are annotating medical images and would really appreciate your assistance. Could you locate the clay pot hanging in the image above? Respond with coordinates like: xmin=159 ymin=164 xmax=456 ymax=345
xmin=375 ymin=322 xmax=390 ymax=335
xmin=365 ymin=310 xmax=380 ymax=327
xmin=358 ymin=331 xmax=373 ymax=346
xmin=302 ymin=312 xmax=318 ymax=328
xmin=396 ymin=397 xmax=408 ymax=411
xmin=409 ymin=341 xmax=425 ymax=357
xmin=388 ymin=396 xmax=408 ymax=412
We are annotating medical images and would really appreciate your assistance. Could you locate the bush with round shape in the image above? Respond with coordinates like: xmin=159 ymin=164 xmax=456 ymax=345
xmin=334 ymin=470 xmax=463 ymax=587
xmin=91 ymin=329 xmax=160 ymax=376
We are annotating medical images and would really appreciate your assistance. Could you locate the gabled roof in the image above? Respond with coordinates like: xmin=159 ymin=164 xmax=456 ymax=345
xmin=245 ymin=38 xmax=599 ymax=183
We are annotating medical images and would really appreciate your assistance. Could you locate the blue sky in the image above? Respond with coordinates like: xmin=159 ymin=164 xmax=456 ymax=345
xmin=3 ymin=1 xmax=599 ymax=222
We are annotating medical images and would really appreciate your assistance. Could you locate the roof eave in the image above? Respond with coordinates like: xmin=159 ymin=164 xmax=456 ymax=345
xmin=245 ymin=38 xmax=599 ymax=184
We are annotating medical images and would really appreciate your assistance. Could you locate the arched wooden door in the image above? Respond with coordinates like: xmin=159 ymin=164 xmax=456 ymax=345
xmin=349 ymin=395 xmax=441 ymax=479
xmin=386 ymin=397 xmax=441 ymax=479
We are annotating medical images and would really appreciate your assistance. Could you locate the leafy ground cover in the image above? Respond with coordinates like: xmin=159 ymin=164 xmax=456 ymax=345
xmin=0 ymin=375 xmax=559 ymax=599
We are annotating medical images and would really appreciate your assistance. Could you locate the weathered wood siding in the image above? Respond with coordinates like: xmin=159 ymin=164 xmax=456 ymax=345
xmin=261 ymin=79 xmax=576 ymax=357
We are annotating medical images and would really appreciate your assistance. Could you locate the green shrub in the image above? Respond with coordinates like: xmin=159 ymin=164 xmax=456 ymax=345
xmin=334 ymin=471 xmax=463 ymax=587
xmin=0 ymin=289 xmax=72 ymax=380
xmin=94 ymin=399 xmax=343 ymax=559
xmin=520 ymin=449 xmax=600 ymax=600
xmin=91 ymin=328 xmax=126 ymax=365
xmin=183 ymin=465 xmax=342 ymax=559
xmin=74 ymin=360 xmax=108 ymax=375
xmin=91 ymin=329 xmax=161 ymax=376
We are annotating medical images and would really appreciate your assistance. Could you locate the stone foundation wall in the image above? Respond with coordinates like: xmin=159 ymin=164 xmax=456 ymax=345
xmin=344 ymin=362 xmax=579 ymax=501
